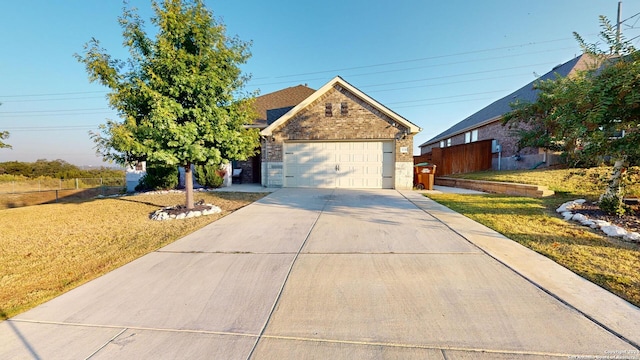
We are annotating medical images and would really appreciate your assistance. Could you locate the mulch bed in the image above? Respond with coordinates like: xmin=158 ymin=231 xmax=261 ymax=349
xmin=572 ymin=200 xmax=640 ymax=234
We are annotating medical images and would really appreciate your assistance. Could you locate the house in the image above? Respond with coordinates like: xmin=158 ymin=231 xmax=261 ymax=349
xmin=417 ymin=54 xmax=597 ymax=175
xmin=127 ymin=76 xmax=421 ymax=191
xmin=259 ymin=76 xmax=421 ymax=189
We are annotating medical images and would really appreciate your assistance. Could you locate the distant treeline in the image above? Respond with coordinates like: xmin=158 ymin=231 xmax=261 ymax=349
xmin=0 ymin=159 xmax=124 ymax=179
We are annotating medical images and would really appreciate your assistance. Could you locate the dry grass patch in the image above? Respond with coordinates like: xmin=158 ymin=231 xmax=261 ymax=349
xmin=427 ymin=193 xmax=640 ymax=307
xmin=0 ymin=191 xmax=265 ymax=319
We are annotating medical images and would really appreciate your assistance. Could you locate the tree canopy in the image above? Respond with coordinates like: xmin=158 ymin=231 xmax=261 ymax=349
xmin=504 ymin=16 xmax=640 ymax=214
xmin=76 ymin=0 xmax=259 ymax=208
xmin=0 ymin=131 xmax=10 ymax=149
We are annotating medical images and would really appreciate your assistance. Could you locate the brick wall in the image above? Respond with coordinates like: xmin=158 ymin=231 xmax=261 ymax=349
xmin=265 ymin=86 xmax=409 ymax=163
xmin=420 ymin=119 xmax=539 ymax=158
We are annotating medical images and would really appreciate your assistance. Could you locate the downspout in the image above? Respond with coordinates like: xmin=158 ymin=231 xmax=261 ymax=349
xmin=260 ymin=135 xmax=269 ymax=187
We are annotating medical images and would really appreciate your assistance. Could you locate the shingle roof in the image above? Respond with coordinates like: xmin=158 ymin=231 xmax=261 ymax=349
xmin=250 ymin=85 xmax=316 ymax=128
xmin=419 ymin=54 xmax=595 ymax=147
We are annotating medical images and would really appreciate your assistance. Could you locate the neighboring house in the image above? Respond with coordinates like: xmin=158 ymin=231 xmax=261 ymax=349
xmin=260 ymin=76 xmax=421 ymax=189
xmin=418 ymin=54 xmax=598 ymax=174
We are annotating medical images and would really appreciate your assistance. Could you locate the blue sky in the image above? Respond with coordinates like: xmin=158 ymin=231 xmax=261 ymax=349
xmin=1 ymin=0 xmax=639 ymax=166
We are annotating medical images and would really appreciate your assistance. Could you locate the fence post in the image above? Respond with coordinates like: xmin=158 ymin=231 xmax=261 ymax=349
xmin=60 ymin=179 xmax=62 ymax=190
xmin=55 ymin=190 xmax=59 ymax=203
xmin=39 ymin=179 xmax=41 ymax=192
xmin=75 ymin=178 xmax=79 ymax=189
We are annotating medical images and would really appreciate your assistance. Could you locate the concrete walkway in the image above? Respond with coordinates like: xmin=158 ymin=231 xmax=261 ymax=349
xmin=2 ymin=189 xmax=639 ymax=359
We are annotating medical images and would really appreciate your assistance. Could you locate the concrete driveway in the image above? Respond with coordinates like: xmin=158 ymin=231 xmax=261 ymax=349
xmin=2 ymin=188 xmax=639 ymax=359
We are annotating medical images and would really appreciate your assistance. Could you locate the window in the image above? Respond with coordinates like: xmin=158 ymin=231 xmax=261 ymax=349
xmin=440 ymin=140 xmax=445 ymax=148
xmin=447 ymin=138 xmax=452 ymax=147
xmin=325 ymin=103 xmax=332 ymax=117
xmin=465 ymin=130 xmax=479 ymax=143
xmin=340 ymin=102 xmax=348 ymax=116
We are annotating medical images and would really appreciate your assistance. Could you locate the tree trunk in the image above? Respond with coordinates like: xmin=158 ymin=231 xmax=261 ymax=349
xmin=185 ymin=163 xmax=194 ymax=210
xmin=599 ymin=157 xmax=628 ymax=215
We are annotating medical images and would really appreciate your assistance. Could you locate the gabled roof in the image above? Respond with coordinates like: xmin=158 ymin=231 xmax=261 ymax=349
xmin=261 ymin=76 xmax=421 ymax=136
xmin=249 ymin=85 xmax=316 ymax=129
xmin=419 ymin=54 xmax=598 ymax=147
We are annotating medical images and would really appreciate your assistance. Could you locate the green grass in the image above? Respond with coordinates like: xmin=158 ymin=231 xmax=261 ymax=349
xmin=445 ymin=166 xmax=640 ymax=198
xmin=0 ymin=191 xmax=265 ymax=320
xmin=427 ymin=167 xmax=640 ymax=306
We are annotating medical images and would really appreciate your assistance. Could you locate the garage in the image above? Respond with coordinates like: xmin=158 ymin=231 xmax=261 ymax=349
xmin=260 ymin=76 xmax=421 ymax=189
xmin=283 ymin=141 xmax=395 ymax=188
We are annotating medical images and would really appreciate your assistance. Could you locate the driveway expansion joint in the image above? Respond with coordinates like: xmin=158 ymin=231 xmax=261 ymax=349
xmin=245 ymin=189 xmax=336 ymax=360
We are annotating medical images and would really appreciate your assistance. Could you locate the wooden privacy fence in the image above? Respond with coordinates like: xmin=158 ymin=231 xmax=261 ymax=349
xmin=416 ymin=140 xmax=493 ymax=176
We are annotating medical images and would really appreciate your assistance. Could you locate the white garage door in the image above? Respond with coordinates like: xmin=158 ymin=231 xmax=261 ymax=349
xmin=284 ymin=141 xmax=394 ymax=188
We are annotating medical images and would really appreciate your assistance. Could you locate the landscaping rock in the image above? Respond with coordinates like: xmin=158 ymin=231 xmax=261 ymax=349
xmin=562 ymin=211 xmax=574 ymax=221
xmin=623 ymin=232 xmax=640 ymax=243
xmin=600 ymin=225 xmax=627 ymax=237
xmin=150 ymin=204 xmax=222 ymax=221
xmin=571 ymin=213 xmax=588 ymax=222
xmin=580 ymin=220 xmax=595 ymax=227
xmin=592 ymin=220 xmax=612 ymax=228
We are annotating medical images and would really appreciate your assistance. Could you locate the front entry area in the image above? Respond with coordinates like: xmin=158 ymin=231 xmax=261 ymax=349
xmin=283 ymin=141 xmax=394 ymax=188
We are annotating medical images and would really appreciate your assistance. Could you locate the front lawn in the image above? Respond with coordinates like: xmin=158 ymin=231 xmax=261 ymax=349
xmin=427 ymin=167 xmax=640 ymax=306
xmin=0 ymin=191 xmax=265 ymax=320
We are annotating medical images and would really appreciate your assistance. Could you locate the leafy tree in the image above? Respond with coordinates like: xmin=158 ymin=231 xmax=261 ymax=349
xmin=504 ymin=16 xmax=640 ymax=215
xmin=0 ymin=131 xmax=10 ymax=149
xmin=76 ymin=0 xmax=259 ymax=209
xmin=0 ymin=104 xmax=11 ymax=149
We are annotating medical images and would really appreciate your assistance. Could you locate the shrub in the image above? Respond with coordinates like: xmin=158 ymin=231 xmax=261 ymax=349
xmin=195 ymin=164 xmax=225 ymax=188
xmin=135 ymin=163 xmax=178 ymax=191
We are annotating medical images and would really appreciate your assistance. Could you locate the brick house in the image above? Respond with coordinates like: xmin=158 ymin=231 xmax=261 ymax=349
xmin=418 ymin=54 xmax=597 ymax=173
xmin=259 ymin=76 xmax=421 ymax=189
xmin=128 ymin=77 xmax=421 ymax=190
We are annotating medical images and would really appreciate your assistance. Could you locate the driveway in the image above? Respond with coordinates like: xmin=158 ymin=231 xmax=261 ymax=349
xmin=1 ymin=188 xmax=639 ymax=359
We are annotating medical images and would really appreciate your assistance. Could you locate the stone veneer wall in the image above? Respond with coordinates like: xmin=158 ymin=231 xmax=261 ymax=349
xmin=262 ymin=85 xmax=414 ymax=188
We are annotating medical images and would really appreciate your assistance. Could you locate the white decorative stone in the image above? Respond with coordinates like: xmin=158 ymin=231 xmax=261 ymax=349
xmin=600 ymin=225 xmax=627 ymax=237
xmin=572 ymin=213 xmax=588 ymax=222
xmin=176 ymin=213 xmax=187 ymax=220
xmin=592 ymin=220 xmax=611 ymax=228
xmin=580 ymin=220 xmax=595 ymax=227
xmin=574 ymin=199 xmax=587 ymax=204
xmin=562 ymin=212 xmax=574 ymax=221
xmin=623 ymin=232 xmax=640 ymax=243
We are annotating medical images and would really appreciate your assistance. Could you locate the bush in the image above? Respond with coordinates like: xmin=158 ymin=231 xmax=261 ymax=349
xmin=195 ymin=164 xmax=225 ymax=188
xmin=135 ymin=163 xmax=178 ymax=191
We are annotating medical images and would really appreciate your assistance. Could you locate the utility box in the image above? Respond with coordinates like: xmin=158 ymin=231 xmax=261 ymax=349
xmin=414 ymin=163 xmax=436 ymax=190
